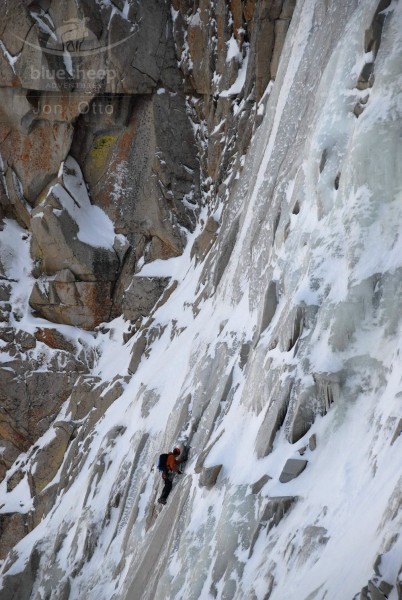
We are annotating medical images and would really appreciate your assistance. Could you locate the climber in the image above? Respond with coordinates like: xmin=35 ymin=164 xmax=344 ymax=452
xmin=157 ymin=447 xmax=183 ymax=505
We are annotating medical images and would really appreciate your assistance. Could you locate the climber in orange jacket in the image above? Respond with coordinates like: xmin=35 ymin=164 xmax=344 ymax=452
xmin=158 ymin=447 xmax=182 ymax=505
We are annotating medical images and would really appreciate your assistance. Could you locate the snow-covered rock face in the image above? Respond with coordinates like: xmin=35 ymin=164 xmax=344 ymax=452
xmin=0 ymin=0 xmax=289 ymax=469
xmin=0 ymin=0 xmax=201 ymax=330
xmin=1 ymin=0 xmax=402 ymax=599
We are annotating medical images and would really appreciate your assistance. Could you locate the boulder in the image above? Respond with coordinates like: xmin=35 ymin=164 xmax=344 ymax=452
xmin=309 ymin=433 xmax=317 ymax=451
xmin=29 ymin=277 xmax=113 ymax=330
xmin=199 ymin=464 xmax=222 ymax=488
xmin=299 ymin=434 xmax=317 ymax=455
xmin=194 ymin=432 xmax=224 ymax=474
xmin=279 ymin=458 xmax=308 ymax=483
xmin=250 ymin=474 xmax=271 ymax=495
xmin=30 ymin=193 xmax=119 ymax=283
xmin=14 ymin=330 xmax=36 ymax=351
xmin=34 ymin=328 xmax=76 ymax=353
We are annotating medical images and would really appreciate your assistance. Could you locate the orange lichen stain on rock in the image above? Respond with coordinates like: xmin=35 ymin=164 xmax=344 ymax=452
xmin=34 ymin=327 xmax=75 ymax=352
xmin=21 ymin=141 xmax=33 ymax=169
xmin=17 ymin=122 xmax=61 ymax=173
xmin=244 ymin=0 xmax=257 ymax=24
xmin=0 ymin=421 xmax=31 ymax=453
xmin=78 ymin=281 xmax=113 ymax=329
xmin=118 ymin=125 xmax=135 ymax=157
xmin=230 ymin=0 xmax=243 ymax=35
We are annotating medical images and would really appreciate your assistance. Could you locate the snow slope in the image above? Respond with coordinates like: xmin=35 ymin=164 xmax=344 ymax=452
xmin=1 ymin=0 xmax=402 ymax=599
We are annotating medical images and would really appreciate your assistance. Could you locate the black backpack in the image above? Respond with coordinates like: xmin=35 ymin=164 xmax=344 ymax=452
xmin=157 ymin=453 xmax=168 ymax=472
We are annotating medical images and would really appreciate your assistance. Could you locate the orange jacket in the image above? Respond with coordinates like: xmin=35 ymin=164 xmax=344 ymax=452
xmin=166 ymin=452 xmax=180 ymax=472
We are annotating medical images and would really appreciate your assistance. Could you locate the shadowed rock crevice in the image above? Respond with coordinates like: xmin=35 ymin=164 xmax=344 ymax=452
xmin=260 ymin=280 xmax=278 ymax=336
